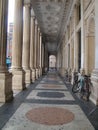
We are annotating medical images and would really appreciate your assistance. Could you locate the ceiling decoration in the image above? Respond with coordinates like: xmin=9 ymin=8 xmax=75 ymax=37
xmin=25 ymin=0 xmax=74 ymax=54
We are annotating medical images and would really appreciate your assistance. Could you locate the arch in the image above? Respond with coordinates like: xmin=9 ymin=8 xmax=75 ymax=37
xmin=49 ymin=55 xmax=56 ymax=71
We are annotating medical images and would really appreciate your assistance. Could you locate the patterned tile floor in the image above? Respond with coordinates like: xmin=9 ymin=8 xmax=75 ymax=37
xmin=0 ymin=72 xmax=97 ymax=130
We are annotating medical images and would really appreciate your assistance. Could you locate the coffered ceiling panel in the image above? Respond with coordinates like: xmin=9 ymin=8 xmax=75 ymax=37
xmin=25 ymin=0 xmax=73 ymax=54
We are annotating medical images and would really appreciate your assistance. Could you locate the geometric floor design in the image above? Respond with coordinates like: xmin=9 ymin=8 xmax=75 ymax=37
xmin=26 ymin=107 xmax=75 ymax=125
xmin=1 ymin=71 xmax=95 ymax=130
xmin=37 ymin=92 xmax=65 ymax=98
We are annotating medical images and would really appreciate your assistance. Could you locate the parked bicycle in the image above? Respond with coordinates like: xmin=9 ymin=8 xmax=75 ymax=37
xmin=72 ymin=73 xmax=93 ymax=101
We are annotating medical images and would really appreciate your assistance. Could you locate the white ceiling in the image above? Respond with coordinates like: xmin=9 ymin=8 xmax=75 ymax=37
xmin=24 ymin=0 xmax=73 ymax=54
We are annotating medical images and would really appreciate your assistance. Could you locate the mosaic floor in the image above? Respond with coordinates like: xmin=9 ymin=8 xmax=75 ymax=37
xmin=0 ymin=72 xmax=96 ymax=130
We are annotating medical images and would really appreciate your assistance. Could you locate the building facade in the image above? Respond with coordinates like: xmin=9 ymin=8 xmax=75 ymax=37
xmin=57 ymin=0 xmax=98 ymax=105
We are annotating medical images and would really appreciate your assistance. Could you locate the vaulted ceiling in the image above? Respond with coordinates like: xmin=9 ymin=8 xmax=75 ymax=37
xmin=24 ymin=0 xmax=74 ymax=54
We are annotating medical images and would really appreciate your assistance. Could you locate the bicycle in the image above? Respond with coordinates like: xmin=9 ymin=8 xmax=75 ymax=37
xmin=72 ymin=74 xmax=93 ymax=101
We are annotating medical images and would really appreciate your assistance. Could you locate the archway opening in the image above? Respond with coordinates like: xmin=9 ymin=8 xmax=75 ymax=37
xmin=49 ymin=55 xmax=56 ymax=71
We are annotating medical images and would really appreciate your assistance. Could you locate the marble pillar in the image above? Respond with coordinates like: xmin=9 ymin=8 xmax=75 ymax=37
xmin=39 ymin=33 xmax=42 ymax=76
xmin=80 ymin=0 xmax=85 ymax=74
xmin=11 ymin=0 xmax=25 ymax=90
xmin=91 ymin=0 xmax=98 ymax=105
xmin=74 ymin=6 xmax=78 ymax=72
xmin=34 ymin=22 xmax=38 ymax=79
xmin=30 ymin=13 xmax=35 ymax=83
xmin=37 ymin=28 xmax=40 ymax=77
xmin=41 ymin=43 xmax=44 ymax=74
xmin=22 ymin=4 xmax=31 ymax=85
xmin=0 ymin=0 xmax=13 ymax=102
xmin=84 ymin=30 xmax=89 ymax=75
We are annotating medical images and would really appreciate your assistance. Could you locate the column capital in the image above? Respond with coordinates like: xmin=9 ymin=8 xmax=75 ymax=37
xmin=24 ymin=3 xmax=31 ymax=8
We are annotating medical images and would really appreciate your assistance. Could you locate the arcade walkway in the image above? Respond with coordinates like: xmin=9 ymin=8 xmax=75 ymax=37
xmin=0 ymin=72 xmax=97 ymax=130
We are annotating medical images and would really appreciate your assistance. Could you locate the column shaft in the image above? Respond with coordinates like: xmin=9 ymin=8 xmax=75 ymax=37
xmin=34 ymin=23 xmax=38 ymax=79
xmin=74 ymin=6 xmax=78 ymax=72
xmin=91 ymin=0 xmax=98 ymax=105
xmin=34 ymin=23 xmax=37 ymax=69
xmin=39 ymin=33 xmax=42 ymax=76
xmin=30 ymin=16 xmax=36 ymax=82
xmin=12 ymin=0 xmax=25 ymax=90
xmin=37 ymin=28 xmax=40 ymax=77
xmin=80 ymin=0 xmax=85 ymax=74
xmin=12 ymin=0 xmax=23 ymax=69
xmin=42 ymin=43 xmax=44 ymax=73
xmin=22 ymin=4 xmax=31 ymax=84
xmin=0 ymin=0 xmax=13 ymax=102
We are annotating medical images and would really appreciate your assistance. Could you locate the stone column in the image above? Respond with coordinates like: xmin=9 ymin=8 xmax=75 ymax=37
xmin=11 ymin=0 xmax=25 ymax=90
xmin=30 ymin=13 xmax=35 ymax=83
xmin=74 ymin=6 xmax=78 ymax=72
xmin=70 ymin=42 xmax=72 ymax=69
xmin=37 ymin=28 xmax=40 ymax=77
xmin=61 ymin=43 xmax=65 ymax=77
xmin=65 ymin=45 xmax=68 ymax=70
xmin=42 ymin=43 xmax=44 ymax=74
xmin=70 ymin=6 xmax=79 ymax=85
xmin=44 ymin=45 xmax=48 ymax=73
xmin=22 ymin=4 xmax=31 ymax=85
xmin=34 ymin=21 xmax=38 ymax=79
xmin=80 ymin=0 xmax=85 ymax=74
xmin=39 ymin=33 xmax=42 ymax=76
xmin=0 ymin=0 xmax=13 ymax=102
xmin=84 ymin=29 xmax=89 ymax=75
xmin=91 ymin=0 xmax=98 ymax=105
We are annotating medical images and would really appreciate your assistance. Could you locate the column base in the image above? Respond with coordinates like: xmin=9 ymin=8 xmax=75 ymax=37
xmin=31 ymin=69 xmax=36 ymax=83
xmin=0 ymin=72 xmax=13 ymax=102
xmin=91 ymin=69 xmax=98 ymax=105
xmin=40 ymin=68 xmax=42 ymax=76
xmin=71 ymin=69 xmax=75 ymax=85
xmin=38 ymin=68 xmax=40 ymax=77
xmin=35 ymin=69 xmax=39 ymax=79
xmin=24 ymin=69 xmax=31 ymax=85
xmin=12 ymin=69 xmax=26 ymax=90
xmin=38 ymin=68 xmax=42 ymax=77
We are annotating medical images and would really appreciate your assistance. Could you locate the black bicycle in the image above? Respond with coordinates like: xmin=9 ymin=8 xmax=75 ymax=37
xmin=72 ymin=74 xmax=93 ymax=101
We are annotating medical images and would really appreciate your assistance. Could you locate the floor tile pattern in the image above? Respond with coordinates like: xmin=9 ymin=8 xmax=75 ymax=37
xmin=26 ymin=107 xmax=75 ymax=125
xmin=0 ymin=71 xmax=96 ymax=130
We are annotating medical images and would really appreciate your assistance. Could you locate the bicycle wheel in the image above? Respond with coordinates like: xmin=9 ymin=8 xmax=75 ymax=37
xmin=72 ymin=81 xmax=80 ymax=93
